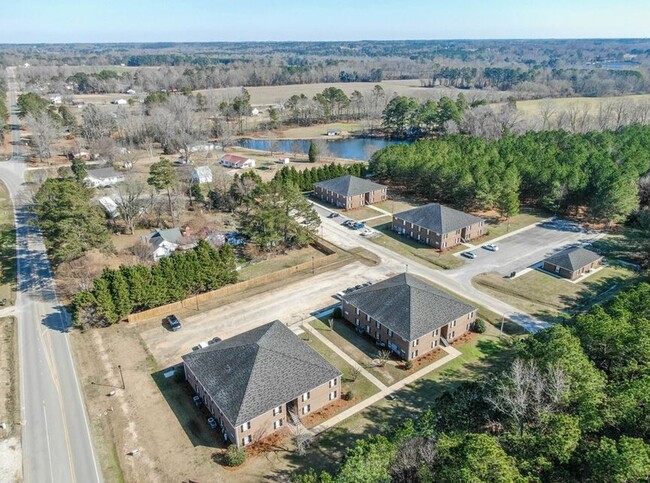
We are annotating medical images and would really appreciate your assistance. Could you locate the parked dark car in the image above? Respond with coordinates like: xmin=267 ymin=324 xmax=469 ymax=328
xmin=166 ymin=314 xmax=182 ymax=331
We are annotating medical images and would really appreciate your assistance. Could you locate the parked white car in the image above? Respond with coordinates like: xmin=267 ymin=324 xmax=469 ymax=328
xmin=483 ymin=243 xmax=499 ymax=251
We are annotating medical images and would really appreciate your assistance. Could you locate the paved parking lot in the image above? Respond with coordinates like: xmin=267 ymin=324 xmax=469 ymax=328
xmin=449 ymin=219 xmax=604 ymax=280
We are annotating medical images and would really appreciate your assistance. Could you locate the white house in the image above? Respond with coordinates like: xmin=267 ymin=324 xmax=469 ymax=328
xmin=142 ymin=228 xmax=183 ymax=261
xmin=219 ymin=154 xmax=256 ymax=169
xmin=85 ymin=167 xmax=125 ymax=188
xmin=276 ymin=157 xmax=290 ymax=164
xmin=250 ymin=108 xmax=260 ymax=116
xmin=191 ymin=166 xmax=213 ymax=184
xmin=49 ymin=95 xmax=62 ymax=105
xmin=111 ymin=99 xmax=128 ymax=105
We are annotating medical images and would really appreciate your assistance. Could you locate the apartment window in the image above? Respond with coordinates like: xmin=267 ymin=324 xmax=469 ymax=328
xmin=355 ymin=318 xmax=360 ymax=326
xmin=451 ymin=320 xmax=457 ymax=328
xmin=411 ymin=350 xmax=418 ymax=358
xmin=426 ymin=229 xmax=430 ymax=235
xmin=366 ymin=326 xmax=371 ymax=334
xmin=274 ymin=419 xmax=283 ymax=430
xmin=273 ymin=405 xmax=282 ymax=416
xmin=302 ymin=405 xmax=311 ymax=415
xmin=376 ymin=320 xmax=380 ymax=329
xmin=355 ymin=308 xmax=360 ymax=315
xmin=412 ymin=338 xmax=419 ymax=347
xmin=451 ymin=331 xmax=455 ymax=339
xmin=443 ymin=242 xmax=447 ymax=248
xmin=432 ymin=340 xmax=437 ymax=348
xmin=329 ymin=390 xmax=338 ymax=401
xmin=468 ymin=312 xmax=473 ymax=319
xmin=466 ymin=323 xmax=471 ymax=331
xmin=366 ymin=314 xmax=370 ymax=321
xmin=302 ymin=391 xmax=310 ymax=402
xmin=434 ymin=328 xmax=439 ymax=336
xmin=388 ymin=329 xmax=393 ymax=337
xmin=241 ymin=421 xmax=251 ymax=432
xmin=242 ymin=435 xmax=252 ymax=446
xmin=329 ymin=378 xmax=337 ymax=388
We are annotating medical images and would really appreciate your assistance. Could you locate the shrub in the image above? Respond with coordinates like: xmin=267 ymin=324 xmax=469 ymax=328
xmin=223 ymin=444 xmax=247 ymax=467
xmin=473 ymin=319 xmax=487 ymax=334
xmin=332 ymin=307 xmax=342 ymax=318
xmin=404 ymin=360 xmax=413 ymax=370
xmin=344 ymin=390 xmax=354 ymax=401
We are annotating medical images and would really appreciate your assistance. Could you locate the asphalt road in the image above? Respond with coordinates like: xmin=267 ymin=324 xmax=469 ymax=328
xmin=2 ymin=67 xmax=102 ymax=483
xmin=312 ymin=202 xmax=559 ymax=332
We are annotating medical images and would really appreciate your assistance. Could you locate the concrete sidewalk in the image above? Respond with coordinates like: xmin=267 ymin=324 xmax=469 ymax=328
xmin=303 ymin=323 xmax=388 ymax=391
xmin=310 ymin=342 xmax=462 ymax=435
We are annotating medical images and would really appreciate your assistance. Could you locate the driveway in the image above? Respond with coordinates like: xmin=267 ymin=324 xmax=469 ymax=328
xmin=141 ymin=260 xmax=391 ymax=367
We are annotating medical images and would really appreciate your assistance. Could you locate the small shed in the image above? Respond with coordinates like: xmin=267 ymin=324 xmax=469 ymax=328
xmin=192 ymin=166 xmax=213 ymax=184
xmin=542 ymin=246 xmax=603 ymax=280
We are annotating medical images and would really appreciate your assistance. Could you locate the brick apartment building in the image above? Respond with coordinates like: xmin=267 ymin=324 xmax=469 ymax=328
xmin=340 ymin=273 xmax=478 ymax=361
xmin=392 ymin=203 xmax=485 ymax=249
xmin=182 ymin=321 xmax=341 ymax=447
xmin=314 ymin=175 xmax=387 ymax=210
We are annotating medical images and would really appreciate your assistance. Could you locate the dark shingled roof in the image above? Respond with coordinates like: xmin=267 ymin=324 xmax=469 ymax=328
xmin=314 ymin=175 xmax=386 ymax=198
xmin=394 ymin=203 xmax=484 ymax=234
xmin=182 ymin=321 xmax=341 ymax=426
xmin=341 ymin=273 xmax=476 ymax=341
xmin=545 ymin=246 xmax=603 ymax=272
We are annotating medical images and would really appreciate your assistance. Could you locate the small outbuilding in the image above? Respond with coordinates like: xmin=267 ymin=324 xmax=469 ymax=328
xmin=542 ymin=246 xmax=603 ymax=280
xmin=191 ymin=166 xmax=213 ymax=184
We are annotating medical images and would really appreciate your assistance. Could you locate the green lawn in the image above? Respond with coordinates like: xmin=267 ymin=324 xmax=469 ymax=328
xmin=237 ymin=245 xmax=327 ymax=281
xmin=0 ymin=181 xmax=16 ymax=305
xmin=368 ymin=221 xmax=465 ymax=270
xmin=592 ymin=225 xmax=647 ymax=268
xmin=293 ymin=324 xmax=516 ymax=476
xmin=310 ymin=317 xmax=409 ymax=386
xmin=301 ymin=331 xmax=380 ymax=402
xmin=473 ymin=264 xmax=640 ymax=322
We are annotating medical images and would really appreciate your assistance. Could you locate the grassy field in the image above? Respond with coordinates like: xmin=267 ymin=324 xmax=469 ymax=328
xmin=238 ymin=245 xmax=327 ymax=281
xmin=508 ymin=94 xmax=650 ymax=121
xmin=473 ymin=264 xmax=640 ymax=322
xmin=276 ymin=123 xmax=362 ymax=139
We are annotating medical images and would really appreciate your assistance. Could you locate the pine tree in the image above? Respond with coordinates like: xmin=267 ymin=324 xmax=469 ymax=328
xmin=308 ymin=141 xmax=318 ymax=163
xmin=92 ymin=278 xmax=119 ymax=325
xmin=106 ymin=268 xmax=133 ymax=319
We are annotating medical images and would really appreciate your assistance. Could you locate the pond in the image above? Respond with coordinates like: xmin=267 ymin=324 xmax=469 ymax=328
xmin=237 ymin=137 xmax=411 ymax=161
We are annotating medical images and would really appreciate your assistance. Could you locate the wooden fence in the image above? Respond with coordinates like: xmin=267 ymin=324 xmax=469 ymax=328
xmin=127 ymin=242 xmax=337 ymax=323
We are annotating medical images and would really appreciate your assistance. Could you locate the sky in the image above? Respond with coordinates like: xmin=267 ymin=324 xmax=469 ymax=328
xmin=1 ymin=0 xmax=649 ymax=43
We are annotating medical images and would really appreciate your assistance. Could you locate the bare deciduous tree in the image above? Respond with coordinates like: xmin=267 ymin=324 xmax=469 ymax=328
xmin=114 ymin=180 xmax=149 ymax=234
xmin=25 ymin=111 xmax=58 ymax=162
xmin=287 ymin=409 xmax=314 ymax=456
xmin=376 ymin=349 xmax=392 ymax=367
xmin=486 ymin=358 xmax=568 ymax=436
xmin=390 ymin=437 xmax=437 ymax=483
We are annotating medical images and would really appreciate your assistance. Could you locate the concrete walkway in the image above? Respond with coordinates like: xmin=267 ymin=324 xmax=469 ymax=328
xmin=303 ymin=322 xmax=388 ymax=390
xmin=367 ymin=205 xmax=392 ymax=217
xmin=0 ymin=306 xmax=15 ymax=318
xmin=310 ymin=340 xmax=462 ymax=435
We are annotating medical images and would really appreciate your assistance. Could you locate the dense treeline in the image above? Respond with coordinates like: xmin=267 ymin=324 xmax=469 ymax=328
xmin=0 ymin=74 xmax=7 ymax=144
xmin=295 ymin=282 xmax=650 ymax=483
xmin=273 ymin=162 xmax=367 ymax=191
xmin=370 ymin=125 xmax=650 ymax=223
xmin=73 ymin=240 xmax=238 ymax=327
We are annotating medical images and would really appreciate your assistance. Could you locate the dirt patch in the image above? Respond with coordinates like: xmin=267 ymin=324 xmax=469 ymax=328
xmin=0 ymin=437 xmax=22 ymax=482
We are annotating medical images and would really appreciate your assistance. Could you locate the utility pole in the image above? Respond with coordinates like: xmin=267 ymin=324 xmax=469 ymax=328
xmin=312 ymin=256 xmax=315 ymax=274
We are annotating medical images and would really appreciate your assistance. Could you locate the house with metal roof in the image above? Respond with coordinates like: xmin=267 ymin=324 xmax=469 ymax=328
xmin=392 ymin=203 xmax=485 ymax=250
xmin=341 ymin=273 xmax=477 ymax=361
xmin=314 ymin=175 xmax=387 ymax=210
xmin=141 ymin=228 xmax=183 ymax=261
xmin=84 ymin=167 xmax=125 ymax=188
xmin=191 ymin=166 xmax=213 ymax=184
xmin=182 ymin=321 xmax=342 ymax=447
xmin=542 ymin=246 xmax=603 ymax=280
xmin=219 ymin=154 xmax=256 ymax=169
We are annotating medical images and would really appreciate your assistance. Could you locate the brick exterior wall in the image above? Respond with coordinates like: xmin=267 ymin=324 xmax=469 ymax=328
xmin=542 ymin=258 xmax=602 ymax=281
xmin=392 ymin=216 xmax=485 ymax=249
xmin=314 ymin=186 xmax=387 ymax=210
xmin=184 ymin=363 xmax=340 ymax=447
xmin=341 ymin=301 xmax=476 ymax=361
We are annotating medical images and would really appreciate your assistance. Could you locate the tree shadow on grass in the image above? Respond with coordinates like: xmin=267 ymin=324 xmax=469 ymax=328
xmin=151 ymin=367 xmax=224 ymax=449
